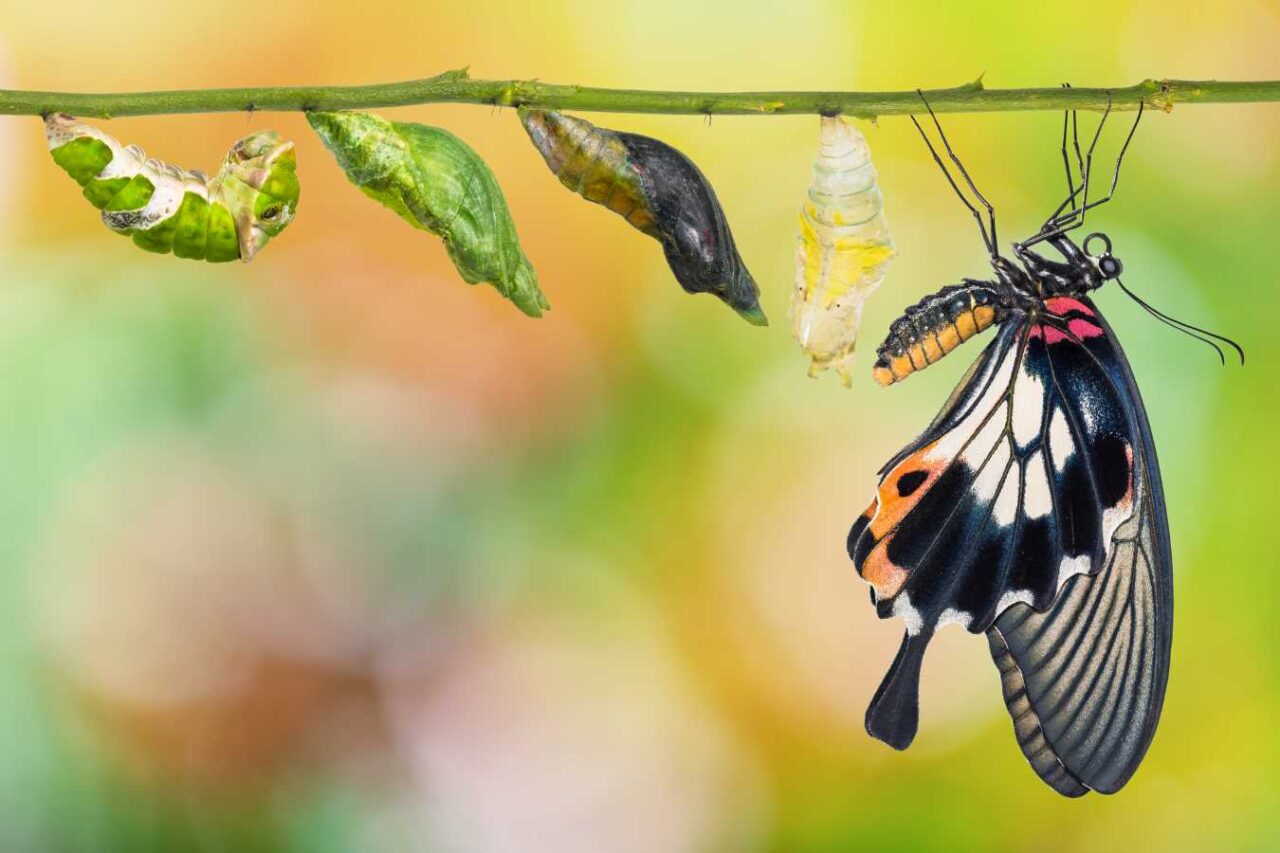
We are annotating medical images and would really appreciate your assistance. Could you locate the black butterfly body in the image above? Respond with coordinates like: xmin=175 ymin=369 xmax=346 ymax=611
xmin=848 ymin=225 xmax=1172 ymax=797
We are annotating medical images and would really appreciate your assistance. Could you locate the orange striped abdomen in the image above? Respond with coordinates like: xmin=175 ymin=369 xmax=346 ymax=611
xmin=872 ymin=281 xmax=1006 ymax=386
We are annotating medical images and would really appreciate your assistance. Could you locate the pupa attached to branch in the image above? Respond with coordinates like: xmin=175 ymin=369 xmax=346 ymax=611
xmin=519 ymin=108 xmax=765 ymax=325
xmin=308 ymin=110 xmax=547 ymax=317
xmin=45 ymin=113 xmax=299 ymax=262
xmin=793 ymin=116 xmax=896 ymax=385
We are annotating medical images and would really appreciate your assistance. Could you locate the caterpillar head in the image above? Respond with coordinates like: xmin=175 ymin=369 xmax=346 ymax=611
xmin=220 ymin=131 xmax=300 ymax=261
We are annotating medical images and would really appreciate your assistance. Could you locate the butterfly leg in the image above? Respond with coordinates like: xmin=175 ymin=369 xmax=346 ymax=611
xmin=910 ymin=90 xmax=999 ymax=258
xmin=866 ymin=627 xmax=935 ymax=750
xmin=1022 ymin=96 xmax=1145 ymax=249
xmin=1048 ymin=99 xmax=1144 ymax=233
xmin=1058 ymin=83 xmax=1082 ymax=219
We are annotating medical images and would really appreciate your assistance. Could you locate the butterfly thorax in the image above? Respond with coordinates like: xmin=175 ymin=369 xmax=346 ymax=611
xmin=1012 ymin=232 xmax=1108 ymax=298
xmin=872 ymin=231 xmax=1116 ymax=386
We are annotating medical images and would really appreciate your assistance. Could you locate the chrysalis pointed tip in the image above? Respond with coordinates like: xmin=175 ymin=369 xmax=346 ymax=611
xmin=509 ymin=284 xmax=549 ymax=318
xmin=736 ymin=304 xmax=768 ymax=327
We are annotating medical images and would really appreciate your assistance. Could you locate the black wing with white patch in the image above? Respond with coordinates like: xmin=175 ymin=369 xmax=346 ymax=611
xmin=846 ymin=296 xmax=1170 ymax=797
xmin=986 ymin=296 xmax=1171 ymax=796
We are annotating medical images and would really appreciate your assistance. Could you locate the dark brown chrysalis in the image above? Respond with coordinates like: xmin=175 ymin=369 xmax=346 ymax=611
xmin=519 ymin=108 xmax=766 ymax=325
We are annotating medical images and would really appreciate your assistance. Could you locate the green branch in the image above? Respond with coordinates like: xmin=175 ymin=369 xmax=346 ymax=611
xmin=3 ymin=71 xmax=1279 ymax=119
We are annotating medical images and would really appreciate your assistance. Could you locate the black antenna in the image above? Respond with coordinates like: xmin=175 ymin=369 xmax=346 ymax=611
xmin=1115 ymin=278 xmax=1245 ymax=365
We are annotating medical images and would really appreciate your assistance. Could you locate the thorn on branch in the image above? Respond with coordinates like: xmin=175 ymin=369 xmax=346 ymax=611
xmin=948 ymin=75 xmax=986 ymax=94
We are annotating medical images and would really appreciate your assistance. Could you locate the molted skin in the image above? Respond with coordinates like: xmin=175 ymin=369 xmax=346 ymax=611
xmin=46 ymin=114 xmax=298 ymax=263
xmin=793 ymin=116 xmax=896 ymax=386
xmin=307 ymin=110 xmax=546 ymax=318
xmin=519 ymin=109 xmax=766 ymax=326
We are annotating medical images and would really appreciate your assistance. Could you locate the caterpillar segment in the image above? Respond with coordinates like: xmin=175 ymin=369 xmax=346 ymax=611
xmin=871 ymin=281 xmax=1004 ymax=386
xmin=45 ymin=113 xmax=299 ymax=263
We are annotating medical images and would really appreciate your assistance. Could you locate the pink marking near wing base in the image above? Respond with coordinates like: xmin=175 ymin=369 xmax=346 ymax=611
xmin=1045 ymin=296 xmax=1095 ymax=316
xmin=1040 ymin=324 xmax=1068 ymax=344
xmin=1067 ymin=318 xmax=1104 ymax=339
xmin=1029 ymin=292 xmax=1105 ymax=344
xmin=1028 ymin=320 xmax=1101 ymax=344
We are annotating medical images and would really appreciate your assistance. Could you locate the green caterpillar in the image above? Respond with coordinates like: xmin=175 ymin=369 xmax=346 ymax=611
xmin=45 ymin=114 xmax=300 ymax=263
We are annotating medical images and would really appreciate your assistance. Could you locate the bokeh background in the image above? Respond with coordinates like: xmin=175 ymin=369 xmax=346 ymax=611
xmin=0 ymin=1 xmax=1277 ymax=850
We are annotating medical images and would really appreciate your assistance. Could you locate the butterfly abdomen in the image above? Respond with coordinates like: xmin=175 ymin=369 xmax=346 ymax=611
xmin=46 ymin=114 xmax=298 ymax=263
xmin=872 ymin=281 xmax=1005 ymax=386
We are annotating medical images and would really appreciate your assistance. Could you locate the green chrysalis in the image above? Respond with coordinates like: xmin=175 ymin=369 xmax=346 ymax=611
xmin=307 ymin=111 xmax=547 ymax=318
xmin=45 ymin=113 xmax=299 ymax=263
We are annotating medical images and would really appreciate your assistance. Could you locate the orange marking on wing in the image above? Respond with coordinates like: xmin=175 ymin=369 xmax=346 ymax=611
xmin=861 ymin=537 xmax=909 ymax=599
xmin=859 ymin=500 xmax=876 ymax=521
xmin=868 ymin=443 xmax=947 ymax=539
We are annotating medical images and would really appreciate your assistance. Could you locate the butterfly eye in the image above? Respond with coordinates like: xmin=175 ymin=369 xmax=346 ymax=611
xmin=1099 ymin=255 xmax=1123 ymax=279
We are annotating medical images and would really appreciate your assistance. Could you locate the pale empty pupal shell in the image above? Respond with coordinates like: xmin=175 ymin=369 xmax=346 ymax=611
xmin=792 ymin=116 xmax=896 ymax=386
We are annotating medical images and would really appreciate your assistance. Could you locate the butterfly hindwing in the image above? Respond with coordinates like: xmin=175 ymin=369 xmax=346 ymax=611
xmin=986 ymin=296 xmax=1171 ymax=796
xmin=848 ymin=295 xmax=1171 ymax=795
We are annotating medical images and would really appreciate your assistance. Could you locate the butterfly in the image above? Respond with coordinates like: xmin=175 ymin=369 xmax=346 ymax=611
xmin=847 ymin=91 xmax=1242 ymax=796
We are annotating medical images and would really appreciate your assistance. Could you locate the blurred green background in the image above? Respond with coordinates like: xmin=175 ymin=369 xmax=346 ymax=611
xmin=0 ymin=1 xmax=1277 ymax=850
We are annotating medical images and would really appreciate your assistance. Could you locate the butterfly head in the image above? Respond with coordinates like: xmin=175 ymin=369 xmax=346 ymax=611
xmin=1085 ymin=232 xmax=1123 ymax=281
